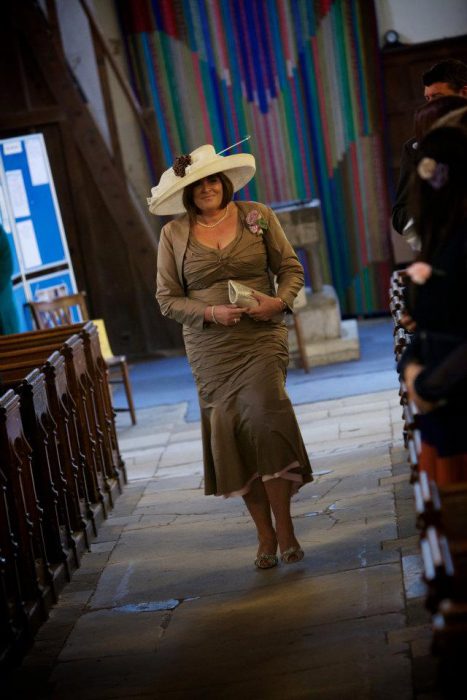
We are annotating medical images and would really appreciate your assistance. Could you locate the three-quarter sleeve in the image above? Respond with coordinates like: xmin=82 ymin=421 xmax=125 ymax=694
xmin=156 ymin=225 xmax=207 ymax=330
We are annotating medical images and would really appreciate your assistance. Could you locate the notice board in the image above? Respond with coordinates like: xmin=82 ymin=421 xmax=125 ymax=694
xmin=0 ymin=133 xmax=77 ymax=330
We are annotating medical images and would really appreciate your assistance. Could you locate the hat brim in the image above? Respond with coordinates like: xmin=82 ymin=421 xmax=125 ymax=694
xmin=148 ymin=154 xmax=256 ymax=215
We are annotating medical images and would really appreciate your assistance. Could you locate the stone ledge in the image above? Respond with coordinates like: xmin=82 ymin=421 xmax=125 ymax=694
xmin=290 ymin=318 xmax=360 ymax=368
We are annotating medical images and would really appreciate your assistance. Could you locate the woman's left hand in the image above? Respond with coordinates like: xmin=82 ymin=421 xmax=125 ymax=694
xmin=246 ymin=293 xmax=285 ymax=322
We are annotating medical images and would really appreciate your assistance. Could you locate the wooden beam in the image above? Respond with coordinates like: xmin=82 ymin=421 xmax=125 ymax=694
xmin=0 ymin=107 xmax=65 ymax=131
xmin=78 ymin=0 xmax=144 ymax=120
xmin=12 ymin=4 xmax=155 ymax=246
xmin=11 ymin=2 xmax=175 ymax=355
xmin=90 ymin=26 xmax=125 ymax=177
xmin=77 ymin=0 xmax=163 ymax=176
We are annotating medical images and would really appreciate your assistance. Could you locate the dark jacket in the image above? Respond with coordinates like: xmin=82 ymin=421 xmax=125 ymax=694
xmin=398 ymin=221 xmax=467 ymax=406
xmin=391 ymin=138 xmax=418 ymax=235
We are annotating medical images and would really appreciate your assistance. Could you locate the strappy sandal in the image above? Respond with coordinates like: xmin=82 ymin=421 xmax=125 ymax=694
xmin=280 ymin=547 xmax=304 ymax=564
xmin=254 ymin=553 xmax=279 ymax=570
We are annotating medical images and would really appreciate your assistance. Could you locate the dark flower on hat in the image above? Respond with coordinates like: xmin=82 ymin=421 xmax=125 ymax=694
xmin=173 ymin=154 xmax=192 ymax=177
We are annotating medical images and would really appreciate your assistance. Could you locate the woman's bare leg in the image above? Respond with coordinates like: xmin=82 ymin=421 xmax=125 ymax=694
xmin=263 ymin=478 xmax=302 ymax=558
xmin=242 ymin=477 xmax=277 ymax=557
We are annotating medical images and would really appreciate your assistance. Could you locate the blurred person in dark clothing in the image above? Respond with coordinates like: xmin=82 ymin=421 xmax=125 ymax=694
xmin=392 ymin=59 xmax=467 ymax=237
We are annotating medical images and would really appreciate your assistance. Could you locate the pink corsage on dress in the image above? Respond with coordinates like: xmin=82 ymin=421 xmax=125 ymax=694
xmin=245 ymin=209 xmax=269 ymax=235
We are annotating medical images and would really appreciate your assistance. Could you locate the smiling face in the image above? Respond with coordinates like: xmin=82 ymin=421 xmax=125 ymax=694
xmin=192 ymin=175 xmax=224 ymax=214
xmin=182 ymin=171 xmax=234 ymax=221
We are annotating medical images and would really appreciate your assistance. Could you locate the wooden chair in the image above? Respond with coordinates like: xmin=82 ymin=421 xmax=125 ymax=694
xmin=28 ymin=293 xmax=137 ymax=425
xmin=28 ymin=291 xmax=90 ymax=326
xmin=91 ymin=319 xmax=137 ymax=425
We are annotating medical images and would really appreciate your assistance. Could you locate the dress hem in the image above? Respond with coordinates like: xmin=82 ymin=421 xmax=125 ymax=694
xmin=216 ymin=461 xmax=309 ymax=499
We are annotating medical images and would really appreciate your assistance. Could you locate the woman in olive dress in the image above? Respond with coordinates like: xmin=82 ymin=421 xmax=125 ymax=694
xmin=148 ymin=143 xmax=312 ymax=569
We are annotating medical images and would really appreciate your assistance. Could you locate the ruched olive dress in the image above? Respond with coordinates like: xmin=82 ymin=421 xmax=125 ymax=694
xmin=156 ymin=201 xmax=313 ymax=497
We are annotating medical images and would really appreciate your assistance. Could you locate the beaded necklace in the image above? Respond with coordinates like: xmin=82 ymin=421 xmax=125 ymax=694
xmin=196 ymin=207 xmax=228 ymax=229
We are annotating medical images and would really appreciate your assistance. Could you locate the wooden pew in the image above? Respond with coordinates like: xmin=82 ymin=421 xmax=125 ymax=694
xmin=0 ymin=324 xmax=129 ymax=666
xmin=389 ymin=270 xmax=467 ymax=682
xmin=0 ymin=337 xmax=113 ymax=519
xmin=0 ymin=322 xmax=126 ymax=488
xmin=2 ymin=358 xmax=93 ymax=557
xmin=1 ymin=325 xmax=126 ymax=479
xmin=394 ymin=327 xmax=410 ymax=362
xmin=417 ymin=479 xmax=467 ymax=535
xmin=432 ymin=599 xmax=467 ymax=676
xmin=0 ymin=389 xmax=51 ymax=656
xmin=414 ymin=471 xmax=440 ymax=530
xmin=404 ymin=399 xmax=467 ymax=673
xmin=13 ymin=368 xmax=75 ymax=579
xmin=420 ymin=525 xmax=456 ymax=612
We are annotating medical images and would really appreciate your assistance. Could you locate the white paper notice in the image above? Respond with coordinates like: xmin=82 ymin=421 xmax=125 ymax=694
xmin=3 ymin=141 xmax=22 ymax=156
xmin=25 ymin=138 xmax=49 ymax=186
xmin=0 ymin=186 xmax=11 ymax=232
xmin=16 ymin=219 xmax=42 ymax=268
xmin=6 ymin=170 xmax=31 ymax=218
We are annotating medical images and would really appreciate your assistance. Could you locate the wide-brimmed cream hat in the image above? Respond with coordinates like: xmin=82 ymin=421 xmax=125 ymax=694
xmin=147 ymin=143 xmax=256 ymax=215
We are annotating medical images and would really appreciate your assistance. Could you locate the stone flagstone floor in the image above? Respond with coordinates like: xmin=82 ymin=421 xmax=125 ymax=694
xmin=5 ymin=389 xmax=442 ymax=699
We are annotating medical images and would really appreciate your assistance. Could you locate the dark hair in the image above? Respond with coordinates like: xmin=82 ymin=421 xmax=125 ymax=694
xmin=182 ymin=172 xmax=234 ymax=222
xmin=422 ymin=59 xmax=467 ymax=91
xmin=414 ymin=95 xmax=467 ymax=142
xmin=410 ymin=125 xmax=467 ymax=260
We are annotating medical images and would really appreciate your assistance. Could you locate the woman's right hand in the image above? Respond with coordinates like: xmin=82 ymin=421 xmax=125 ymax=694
xmin=205 ymin=304 xmax=245 ymax=326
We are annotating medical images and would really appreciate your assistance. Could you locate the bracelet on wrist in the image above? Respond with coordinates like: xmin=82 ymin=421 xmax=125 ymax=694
xmin=211 ymin=305 xmax=219 ymax=324
xmin=277 ymin=297 xmax=287 ymax=311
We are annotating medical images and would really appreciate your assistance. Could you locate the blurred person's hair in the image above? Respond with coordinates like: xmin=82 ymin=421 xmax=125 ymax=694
xmin=414 ymin=95 xmax=467 ymax=142
xmin=422 ymin=59 xmax=467 ymax=91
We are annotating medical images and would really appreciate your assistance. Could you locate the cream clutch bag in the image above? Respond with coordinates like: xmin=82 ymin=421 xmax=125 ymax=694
xmin=228 ymin=280 xmax=260 ymax=308
xmin=228 ymin=280 xmax=284 ymax=321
